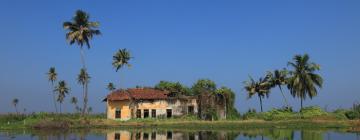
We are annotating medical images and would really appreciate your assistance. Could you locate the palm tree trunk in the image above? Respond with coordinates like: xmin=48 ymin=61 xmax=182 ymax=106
xmin=278 ymin=86 xmax=290 ymax=107
xmin=301 ymin=98 xmax=303 ymax=110
xmin=259 ymin=95 xmax=263 ymax=112
xmin=15 ymin=105 xmax=18 ymax=114
xmin=81 ymin=84 xmax=87 ymax=116
xmin=80 ymin=47 xmax=87 ymax=69
xmin=52 ymin=82 xmax=58 ymax=113
xmin=59 ymin=103 xmax=62 ymax=114
xmin=80 ymin=47 xmax=88 ymax=117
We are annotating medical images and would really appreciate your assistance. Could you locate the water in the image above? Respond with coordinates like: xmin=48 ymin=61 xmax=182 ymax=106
xmin=0 ymin=128 xmax=359 ymax=140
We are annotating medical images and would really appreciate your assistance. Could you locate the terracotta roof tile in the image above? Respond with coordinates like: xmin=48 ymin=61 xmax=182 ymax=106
xmin=106 ymin=88 xmax=169 ymax=101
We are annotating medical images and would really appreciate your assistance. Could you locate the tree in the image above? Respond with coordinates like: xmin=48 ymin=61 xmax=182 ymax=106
xmin=112 ymin=48 xmax=132 ymax=88
xmin=63 ymin=10 xmax=100 ymax=117
xmin=287 ymin=54 xmax=323 ymax=110
xmin=63 ymin=10 xmax=101 ymax=68
xmin=267 ymin=69 xmax=290 ymax=107
xmin=107 ymin=82 xmax=116 ymax=92
xmin=54 ymin=80 xmax=70 ymax=113
xmin=155 ymin=81 xmax=191 ymax=96
xmin=47 ymin=67 xmax=58 ymax=113
xmin=215 ymin=87 xmax=240 ymax=119
xmin=77 ymin=68 xmax=90 ymax=115
xmin=70 ymin=97 xmax=78 ymax=113
xmin=244 ymin=76 xmax=271 ymax=112
xmin=12 ymin=98 xmax=19 ymax=114
xmin=191 ymin=79 xmax=216 ymax=95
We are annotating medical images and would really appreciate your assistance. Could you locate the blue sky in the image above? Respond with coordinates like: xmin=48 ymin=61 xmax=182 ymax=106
xmin=0 ymin=0 xmax=359 ymax=113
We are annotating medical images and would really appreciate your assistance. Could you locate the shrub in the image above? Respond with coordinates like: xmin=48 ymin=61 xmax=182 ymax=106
xmin=300 ymin=106 xmax=328 ymax=118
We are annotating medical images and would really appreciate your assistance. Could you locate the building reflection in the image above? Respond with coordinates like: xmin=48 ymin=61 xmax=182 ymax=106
xmin=106 ymin=130 xmax=200 ymax=140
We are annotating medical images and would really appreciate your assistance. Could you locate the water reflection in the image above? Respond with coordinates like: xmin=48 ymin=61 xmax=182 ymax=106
xmin=0 ymin=128 xmax=359 ymax=140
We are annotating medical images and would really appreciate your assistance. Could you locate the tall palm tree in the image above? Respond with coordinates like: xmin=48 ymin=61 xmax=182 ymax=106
xmin=287 ymin=54 xmax=323 ymax=110
xmin=54 ymin=80 xmax=70 ymax=113
xmin=112 ymin=49 xmax=132 ymax=88
xmin=47 ymin=67 xmax=58 ymax=113
xmin=12 ymin=98 xmax=19 ymax=114
xmin=77 ymin=68 xmax=90 ymax=115
xmin=70 ymin=97 xmax=78 ymax=113
xmin=107 ymin=82 xmax=116 ymax=92
xmin=63 ymin=10 xmax=101 ymax=68
xmin=267 ymin=69 xmax=290 ymax=107
xmin=63 ymin=10 xmax=100 ymax=117
xmin=244 ymin=76 xmax=271 ymax=112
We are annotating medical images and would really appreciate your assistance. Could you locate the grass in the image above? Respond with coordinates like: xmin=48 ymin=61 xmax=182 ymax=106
xmin=1 ymin=106 xmax=360 ymax=132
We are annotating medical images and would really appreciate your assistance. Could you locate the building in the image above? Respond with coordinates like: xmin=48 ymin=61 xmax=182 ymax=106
xmin=104 ymin=88 xmax=198 ymax=120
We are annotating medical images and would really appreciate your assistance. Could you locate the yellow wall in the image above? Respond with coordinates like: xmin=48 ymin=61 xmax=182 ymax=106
xmin=106 ymin=131 xmax=131 ymax=140
xmin=107 ymin=100 xmax=131 ymax=120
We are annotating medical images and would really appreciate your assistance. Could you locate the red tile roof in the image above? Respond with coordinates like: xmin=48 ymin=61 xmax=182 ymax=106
xmin=106 ymin=88 xmax=169 ymax=101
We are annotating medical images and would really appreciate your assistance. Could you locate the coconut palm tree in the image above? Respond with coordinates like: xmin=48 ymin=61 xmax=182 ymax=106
xmin=287 ymin=54 xmax=323 ymax=110
xmin=63 ymin=10 xmax=101 ymax=68
xmin=107 ymin=82 xmax=116 ymax=92
xmin=54 ymin=80 xmax=70 ymax=113
xmin=77 ymin=68 xmax=90 ymax=115
xmin=12 ymin=98 xmax=19 ymax=114
xmin=244 ymin=76 xmax=271 ymax=112
xmin=267 ymin=69 xmax=290 ymax=107
xmin=70 ymin=97 xmax=78 ymax=113
xmin=112 ymin=49 xmax=132 ymax=87
xmin=47 ymin=67 xmax=58 ymax=113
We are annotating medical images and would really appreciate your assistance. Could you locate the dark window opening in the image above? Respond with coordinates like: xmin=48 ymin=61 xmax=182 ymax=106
xmin=115 ymin=108 xmax=121 ymax=119
xmin=136 ymin=132 xmax=141 ymax=139
xmin=167 ymin=131 xmax=172 ymax=140
xmin=136 ymin=109 xmax=141 ymax=118
xmin=188 ymin=106 xmax=194 ymax=114
xmin=151 ymin=109 xmax=156 ymax=118
xmin=166 ymin=109 xmax=172 ymax=118
xmin=189 ymin=133 xmax=195 ymax=140
xmin=143 ymin=133 xmax=149 ymax=140
xmin=151 ymin=132 xmax=156 ymax=140
xmin=114 ymin=133 xmax=120 ymax=140
xmin=144 ymin=109 xmax=149 ymax=118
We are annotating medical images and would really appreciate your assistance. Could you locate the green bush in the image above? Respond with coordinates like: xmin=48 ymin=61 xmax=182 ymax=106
xmin=261 ymin=108 xmax=298 ymax=121
xmin=300 ymin=106 xmax=328 ymax=118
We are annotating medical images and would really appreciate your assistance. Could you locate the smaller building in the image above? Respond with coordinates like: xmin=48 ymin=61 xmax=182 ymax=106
xmin=104 ymin=88 xmax=198 ymax=120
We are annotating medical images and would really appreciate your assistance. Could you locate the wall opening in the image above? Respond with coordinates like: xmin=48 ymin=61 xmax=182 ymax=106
xmin=144 ymin=109 xmax=149 ymax=118
xmin=188 ymin=106 xmax=194 ymax=114
xmin=166 ymin=109 xmax=172 ymax=118
xmin=115 ymin=108 xmax=121 ymax=119
xmin=136 ymin=109 xmax=141 ymax=118
xmin=114 ymin=133 xmax=120 ymax=140
xmin=151 ymin=109 xmax=156 ymax=118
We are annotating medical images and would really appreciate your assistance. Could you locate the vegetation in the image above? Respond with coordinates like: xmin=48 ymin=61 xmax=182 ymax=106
xmin=154 ymin=81 xmax=191 ymax=96
xmin=107 ymin=82 xmax=116 ymax=91
xmin=77 ymin=68 xmax=90 ymax=115
xmin=63 ymin=10 xmax=101 ymax=117
xmin=12 ymin=98 xmax=19 ymax=115
xmin=112 ymin=48 xmax=132 ymax=89
xmin=287 ymin=54 xmax=323 ymax=109
xmin=244 ymin=76 xmax=271 ymax=112
xmin=47 ymin=67 xmax=58 ymax=113
xmin=54 ymin=80 xmax=70 ymax=113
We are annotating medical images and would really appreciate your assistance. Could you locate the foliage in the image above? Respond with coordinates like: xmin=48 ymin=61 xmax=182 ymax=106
xmin=107 ymin=82 xmax=116 ymax=91
xmin=215 ymin=87 xmax=240 ymax=119
xmin=344 ymin=103 xmax=360 ymax=120
xmin=266 ymin=69 xmax=290 ymax=107
xmin=244 ymin=75 xmax=271 ymax=112
xmin=191 ymin=79 xmax=216 ymax=95
xmin=112 ymin=48 xmax=132 ymax=72
xmin=63 ymin=10 xmax=101 ymax=49
xmin=300 ymin=106 xmax=328 ymax=118
xmin=287 ymin=54 xmax=323 ymax=109
xmin=154 ymin=81 xmax=191 ymax=96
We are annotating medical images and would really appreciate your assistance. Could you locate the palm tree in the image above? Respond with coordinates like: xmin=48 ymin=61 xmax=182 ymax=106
xmin=47 ymin=67 xmax=58 ymax=113
xmin=107 ymin=82 xmax=116 ymax=92
xmin=63 ymin=10 xmax=101 ymax=68
xmin=112 ymin=49 xmax=132 ymax=87
xmin=287 ymin=54 xmax=323 ymax=110
xmin=244 ymin=76 xmax=271 ymax=112
xmin=70 ymin=97 xmax=78 ymax=113
xmin=12 ymin=98 xmax=19 ymax=114
xmin=267 ymin=69 xmax=290 ymax=107
xmin=54 ymin=80 xmax=70 ymax=113
xmin=77 ymin=68 xmax=90 ymax=115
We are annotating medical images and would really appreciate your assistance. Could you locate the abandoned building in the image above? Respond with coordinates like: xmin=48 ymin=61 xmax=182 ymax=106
xmin=104 ymin=88 xmax=199 ymax=120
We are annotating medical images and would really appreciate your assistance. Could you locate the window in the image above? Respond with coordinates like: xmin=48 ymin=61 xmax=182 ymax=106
xmin=166 ymin=109 xmax=172 ymax=118
xmin=114 ymin=133 xmax=120 ymax=140
xmin=136 ymin=109 xmax=141 ymax=118
xmin=151 ymin=109 xmax=156 ymax=118
xmin=143 ymin=133 xmax=149 ymax=140
xmin=167 ymin=131 xmax=172 ymax=140
xmin=115 ymin=108 xmax=121 ymax=119
xmin=189 ymin=133 xmax=195 ymax=140
xmin=144 ymin=109 xmax=149 ymax=118
xmin=188 ymin=106 xmax=194 ymax=114
xmin=135 ymin=132 xmax=141 ymax=139
xmin=151 ymin=132 xmax=156 ymax=140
